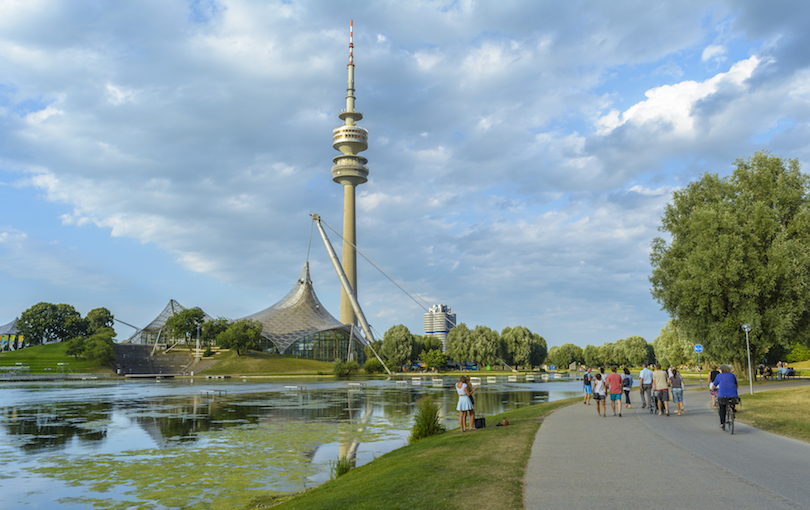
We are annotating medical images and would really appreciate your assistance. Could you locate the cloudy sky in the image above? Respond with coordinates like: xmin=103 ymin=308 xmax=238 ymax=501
xmin=2 ymin=1 xmax=809 ymax=348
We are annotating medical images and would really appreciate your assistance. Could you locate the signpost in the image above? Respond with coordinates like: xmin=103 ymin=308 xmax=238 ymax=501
xmin=742 ymin=324 xmax=754 ymax=395
xmin=694 ymin=344 xmax=703 ymax=389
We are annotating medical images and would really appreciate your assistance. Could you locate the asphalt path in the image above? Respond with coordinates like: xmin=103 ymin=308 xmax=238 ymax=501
xmin=524 ymin=380 xmax=810 ymax=509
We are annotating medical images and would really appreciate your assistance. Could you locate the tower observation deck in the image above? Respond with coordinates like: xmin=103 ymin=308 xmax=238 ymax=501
xmin=333 ymin=21 xmax=368 ymax=325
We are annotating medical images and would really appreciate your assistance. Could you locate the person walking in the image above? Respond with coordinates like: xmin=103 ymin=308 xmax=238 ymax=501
xmin=622 ymin=367 xmax=633 ymax=409
xmin=593 ymin=373 xmax=607 ymax=417
xmin=652 ymin=364 xmax=671 ymax=416
xmin=639 ymin=363 xmax=654 ymax=409
xmin=606 ymin=366 xmax=624 ymax=417
xmin=583 ymin=367 xmax=593 ymax=405
xmin=455 ymin=375 xmax=476 ymax=432
xmin=669 ymin=367 xmax=685 ymax=415
xmin=708 ymin=363 xmax=720 ymax=407
xmin=714 ymin=364 xmax=739 ymax=430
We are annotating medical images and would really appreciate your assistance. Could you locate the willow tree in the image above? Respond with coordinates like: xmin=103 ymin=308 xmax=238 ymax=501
xmin=650 ymin=152 xmax=810 ymax=377
xmin=500 ymin=326 xmax=547 ymax=369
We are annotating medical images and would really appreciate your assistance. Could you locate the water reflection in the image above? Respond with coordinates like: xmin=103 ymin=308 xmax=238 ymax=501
xmin=0 ymin=376 xmax=583 ymax=509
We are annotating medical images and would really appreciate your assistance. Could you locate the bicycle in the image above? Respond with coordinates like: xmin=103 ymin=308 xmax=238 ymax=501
xmin=719 ymin=396 xmax=740 ymax=434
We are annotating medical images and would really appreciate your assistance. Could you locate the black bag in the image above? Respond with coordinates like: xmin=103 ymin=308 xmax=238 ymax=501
xmin=474 ymin=417 xmax=486 ymax=428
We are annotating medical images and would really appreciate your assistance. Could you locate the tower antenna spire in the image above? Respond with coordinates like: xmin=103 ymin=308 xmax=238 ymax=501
xmin=331 ymin=20 xmax=369 ymax=326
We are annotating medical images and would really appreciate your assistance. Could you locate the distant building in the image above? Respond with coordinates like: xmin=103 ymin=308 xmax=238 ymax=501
xmin=423 ymin=304 xmax=457 ymax=351
xmin=239 ymin=263 xmax=366 ymax=363
xmin=0 ymin=317 xmax=22 ymax=350
xmin=125 ymin=300 xmax=214 ymax=344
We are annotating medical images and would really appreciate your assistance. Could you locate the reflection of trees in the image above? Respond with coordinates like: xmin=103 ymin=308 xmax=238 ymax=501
xmin=1 ymin=402 xmax=110 ymax=452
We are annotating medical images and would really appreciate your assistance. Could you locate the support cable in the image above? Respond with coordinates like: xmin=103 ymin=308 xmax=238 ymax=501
xmin=319 ymin=218 xmax=431 ymax=312
xmin=306 ymin=220 xmax=314 ymax=263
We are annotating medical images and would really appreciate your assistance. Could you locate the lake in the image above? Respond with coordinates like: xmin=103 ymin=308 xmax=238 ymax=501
xmin=0 ymin=374 xmax=584 ymax=509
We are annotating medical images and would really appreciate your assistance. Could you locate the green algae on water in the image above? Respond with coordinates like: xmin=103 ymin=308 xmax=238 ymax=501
xmin=31 ymin=420 xmax=343 ymax=510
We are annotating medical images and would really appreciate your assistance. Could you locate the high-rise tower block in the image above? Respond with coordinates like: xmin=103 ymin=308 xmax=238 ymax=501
xmin=332 ymin=20 xmax=369 ymax=325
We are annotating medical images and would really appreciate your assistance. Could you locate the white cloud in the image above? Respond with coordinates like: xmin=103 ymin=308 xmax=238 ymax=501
xmin=599 ymin=56 xmax=760 ymax=137
xmin=701 ymin=44 xmax=727 ymax=63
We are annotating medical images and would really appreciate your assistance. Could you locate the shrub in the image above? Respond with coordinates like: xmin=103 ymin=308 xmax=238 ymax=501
xmin=333 ymin=360 xmax=360 ymax=377
xmin=364 ymin=358 xmax=384 ymax=374
xmin=409 ymin=396 xmax=445 ymax=443
xmin=203 ymin=347 xmax=213 ymax=357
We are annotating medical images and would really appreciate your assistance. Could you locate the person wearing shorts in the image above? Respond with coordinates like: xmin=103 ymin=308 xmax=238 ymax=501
xmin=669 ymin=367 xmax=684 ymax=415
xmin=583 ymin=367 xmax=593 ymax=405
xmin=652 ymin=364 xmax=671 ymax=416
xmin=605 ymin=366 xmax=624 ymax=417
xmin=593 ymin=373 xmax=607 ymax=417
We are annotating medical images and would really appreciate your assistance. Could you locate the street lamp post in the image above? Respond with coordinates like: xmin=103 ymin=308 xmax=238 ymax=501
xmin=742 ymin=323 xmax=753 ymax=395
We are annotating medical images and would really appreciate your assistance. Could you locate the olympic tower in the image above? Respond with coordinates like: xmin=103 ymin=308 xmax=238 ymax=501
xmin=332 ymin=21 xmax=369 ymax=325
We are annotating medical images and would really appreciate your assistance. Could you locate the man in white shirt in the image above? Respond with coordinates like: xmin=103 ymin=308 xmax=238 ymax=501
xmin=639 ymin=363 xmax=654 ymax=409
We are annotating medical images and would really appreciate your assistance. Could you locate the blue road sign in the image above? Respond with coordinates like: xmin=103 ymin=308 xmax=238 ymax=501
xmin=694 ymin=344 xmax=703 ymax=354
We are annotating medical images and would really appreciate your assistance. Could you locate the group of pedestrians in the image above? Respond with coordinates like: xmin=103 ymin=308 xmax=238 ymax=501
xmin=582 ymin=366 xmax=634 ymax=417
xmin=585 ymin=363 xmax=685 ymax=417
xmin=584 ymin=362 xmax=740 ymax=430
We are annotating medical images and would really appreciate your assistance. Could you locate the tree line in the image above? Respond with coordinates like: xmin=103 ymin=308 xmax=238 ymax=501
xmin=365 ymin=323 xmax=548 ymax=373
xmin=545 ymin=336 xmax=656 ymax=369
xmin=11 ymin=303 xmax=265 ymax=364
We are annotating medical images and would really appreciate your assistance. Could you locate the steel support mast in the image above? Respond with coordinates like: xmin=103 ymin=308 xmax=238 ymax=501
xmin=311 ymin=214 xmax=392 ymax=375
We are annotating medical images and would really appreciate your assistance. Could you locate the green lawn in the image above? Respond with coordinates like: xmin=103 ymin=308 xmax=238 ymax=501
xmin=251 ymin=398 xmax=578 ymax=510
xmin=735 ymin=385 xmax=810 ymax=443
xmin=201 ymin=350 xmax=335 ymax=375
xmin=0 ymin=343 xmax=112 ymax=374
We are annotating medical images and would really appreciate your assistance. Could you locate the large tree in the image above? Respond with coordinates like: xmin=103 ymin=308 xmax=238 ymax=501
xmin=85 ymin=307 xmax=115 ymax=336
xmin=381 ymin=324 xmax=414 ymax=370
xmin=651 ymin=152 xmax=810 ymax=377
xmin=583 ymin=344 xmax=602 ymax=367
xmin=165 ymin=308 xmax=206 ymax=342
xmin=468 ymin=325 xmax=499 ymax=366
xmin=18 ymin=302 xmax=86 ymax=345
xmin=216 ymin=319 xmax=263 ymax=356
xmin=446 ymin=323 xmax=472 ymax=363
xmin=83 ymin=327 xmax=116 ymax=366
xmin=546 ymin=343 xmax=583 ymax=368
xmin=201 ymin=317 xmax=230 ymax=346
xmin=653 ymin=321 xmax=694 ymax=367
xmin=500 ymin=326 xmax=547 ymax=368
xmin=616 ymin=336 xmax=653 ymax=367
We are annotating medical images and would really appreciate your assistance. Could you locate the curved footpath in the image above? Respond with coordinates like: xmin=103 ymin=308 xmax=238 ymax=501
xmin=525 ymin=380 xmax=810 ymax=509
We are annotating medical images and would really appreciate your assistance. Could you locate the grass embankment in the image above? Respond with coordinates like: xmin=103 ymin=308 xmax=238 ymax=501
xmin=201 ymin=350 xmax=335 ymax=376
xmin=252 ymin=397 xmax=578 ymax=510
xmin=735 ymin=385 xmax=810 ymax=443
xmin=0 ymin=343 xmax=112 ymax=374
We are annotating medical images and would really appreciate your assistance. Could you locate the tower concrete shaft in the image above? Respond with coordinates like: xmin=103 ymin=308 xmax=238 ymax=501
xmin=332 ymin=20 xmax=368 ymax=325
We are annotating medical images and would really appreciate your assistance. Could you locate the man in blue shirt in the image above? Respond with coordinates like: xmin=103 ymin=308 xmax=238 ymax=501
xmin=714 ymin=364 xmax=739 ymax=430
xmin=639 ymin=363 xmax=654 ymax=409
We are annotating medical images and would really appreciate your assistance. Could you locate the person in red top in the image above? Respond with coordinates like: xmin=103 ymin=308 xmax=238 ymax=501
xmin=605 ymin=366 xmax=624 ymax=417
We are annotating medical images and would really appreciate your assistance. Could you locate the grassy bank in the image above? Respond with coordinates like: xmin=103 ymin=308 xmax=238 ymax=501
xmin=201 ymin=350 xmax=335 ymax=376
xmin=735 ymin=385 xmax=810 ymax=443
xmin=0 ymin=343 xmax=112 ymax=374
xmin=252 ymin=397 xmax=578 ymax=510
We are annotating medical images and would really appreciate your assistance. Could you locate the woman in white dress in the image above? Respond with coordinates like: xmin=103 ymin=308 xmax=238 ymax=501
xmin=456 ymin=375 xmax=477 ymax=432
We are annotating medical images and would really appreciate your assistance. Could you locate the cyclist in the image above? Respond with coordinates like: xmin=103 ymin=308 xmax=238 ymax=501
xmin=714 ymin=364 xmax=739 ymax=431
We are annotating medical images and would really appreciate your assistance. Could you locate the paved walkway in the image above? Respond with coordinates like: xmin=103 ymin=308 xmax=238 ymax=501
xmin=524 ymin=380 xmax=810 ymax=509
